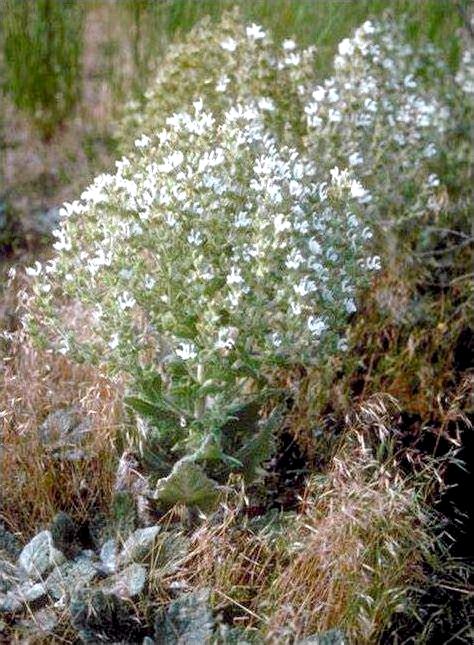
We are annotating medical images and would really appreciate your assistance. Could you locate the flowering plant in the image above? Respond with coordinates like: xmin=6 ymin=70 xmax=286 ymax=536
xmin=303 ymin=19 xmax=454 ymax=248
xmin=118 ymin=9 xmax=316 ymax=150
xmin=26 ymin=95 xmax=376 ymax=474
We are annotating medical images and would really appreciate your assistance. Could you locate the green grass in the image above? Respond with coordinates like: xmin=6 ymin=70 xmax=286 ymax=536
xmin=158 ymin=0 xmax=465 ymax=73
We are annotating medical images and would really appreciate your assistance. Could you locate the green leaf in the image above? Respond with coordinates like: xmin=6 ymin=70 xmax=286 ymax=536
xmin=153 ymin=460 xmax=220 ymax=511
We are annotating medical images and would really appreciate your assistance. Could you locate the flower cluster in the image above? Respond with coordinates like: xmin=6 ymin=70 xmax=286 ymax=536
xmin=26 ymin=96 xmax=375 ymax=436
xmin=303 ymin=19 xmax=454 ymax=242
xmin=118 ymin=9 xmax=316 ymax=150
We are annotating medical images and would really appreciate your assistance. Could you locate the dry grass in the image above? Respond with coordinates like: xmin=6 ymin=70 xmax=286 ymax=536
xmin=264 ymin=407 xmax=436 ymax=642
xmin=138 ymin=398 xmax=440 ymax=643
xmin=1 ymin=327 xmax=124 ymax=537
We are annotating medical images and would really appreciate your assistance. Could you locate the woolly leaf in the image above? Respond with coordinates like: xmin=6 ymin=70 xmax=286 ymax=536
xmin=153 ymin=460 xmax=220 ymax=511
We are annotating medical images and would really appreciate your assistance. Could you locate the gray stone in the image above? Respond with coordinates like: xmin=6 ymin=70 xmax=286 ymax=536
xmin=18 ymin=530 xmax=66 ymax=581
xmin=44 ymin=555 xmax=98 ymax=601
xmin=118 ymin=525 xmax=160 ymax=567
xmin=20 ymin=581 xmax=48 ymax=604
xmin=0 ymin=591 xmax=22 ymax=614
xmin=99 ymin=539 xmax=117 ymax=574
xmin=154 ymin=588 xmax=213 ymax=644
xmin=100 ymin=563 xmax=147 ymax=599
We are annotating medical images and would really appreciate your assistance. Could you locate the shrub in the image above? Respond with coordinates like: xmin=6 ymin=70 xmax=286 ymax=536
xmin=117 ymin=9 xmax=317 ymax=150
xmin=25 ymin=95 xmax=377 ymax=477
xmin=303 ymin=18 xmax=457 ymax=251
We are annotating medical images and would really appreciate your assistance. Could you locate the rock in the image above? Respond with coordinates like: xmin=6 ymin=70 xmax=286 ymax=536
xmin=118 ymin=526 xmax=161 ymax=567
xmin=297 ymin=629 xmax=347 ymax=645
xmin=100 ymin=563 xmax=147 ymax=599
xmin=18 ymin=530 xmax=66 ymax=582
xmin=37 ymin=407 xmax=91 ymax=461
xmin=44 ymin=555 xmax=98 ymax=601
xmin=0 ymin=524 xmax=21 ymax=560
xmin=99 ymin=539 xmax=117 ymax=574
xmin=154 ymin=461 xmax=220 ymax=512
xmin=50 ymin=512 xmax=79 ymax=558
xmin=71 ymin=588 xmax=145 ymax=643
xmin=154 ymin=588 xmax=213 ymax=644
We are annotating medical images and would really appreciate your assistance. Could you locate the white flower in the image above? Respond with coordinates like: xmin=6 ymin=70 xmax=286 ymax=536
xmin=338 ymin=38 xmax=354 ymax=57
xmin=58 ymin=338 xmax=70 ymax=355
xmin=308 ymin=238 xmax=322 ymax=255
xmin=271 ymin=332 xmax=282 ymax=347
xmin=283 ymin=39 xmax=296 ymax=51
xmin=226 ymin=266 xmax=244 ymax=285
xmin=312 ymin=86 xmax=326 ymax=102
xmin=134 ymin=134 xmax=151 ymax=148
xmin=144 ymin=275 xmax=156 ymax=290
xmin=350 ymin=180 xmax=371 ymax=203
xmin=307 ymin=316 xmax=326 ymax=337
xmin=345 ymin=298 xmax=357 ymax=314
xmin=187 ymin=230 xmax=203 ymax=245
xmin=175 ymin=342 xmax=197 ymax=360
xmin=220 ymin=37 xmax=237 ymax=52
xmin=119 ymin=268 xmax=133 ymax=280
xmin=25 ymin=261 xmax=42 ymax=277
xmin=284 ymin=53 xmax=301 ymax=66
xmin=158 ymin=150 xmax=184 ymax=174
xmin=246 ymin=23 xmax=266 ymax=41
xmin=348 ymin=152 xmax=363 ymax=167
xmin=109 ymin=333 xmax=120 ymax=350
xmin=338 ymin=337 xmax=349 ymax=351
xmin=215 ymin=327 xmax=238 ymax=350
xmin=258 ymin=97 xmax=275 ymax=112
xmin=216 ymin=75 xmax=230 ymax=92
xmin=274 ymin=214 xmax=291 ymax=233
xmin=117 ymin=291 xmax=136 ymax=311
xmin=367 ymin=255 xmax=381 ymax=271
xmin=289 ymin=300 xmax=302 ymax=316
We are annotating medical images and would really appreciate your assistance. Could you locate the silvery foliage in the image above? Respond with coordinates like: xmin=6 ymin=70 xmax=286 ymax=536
xmin=25 ymin=97 xmax=375 ymax=435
